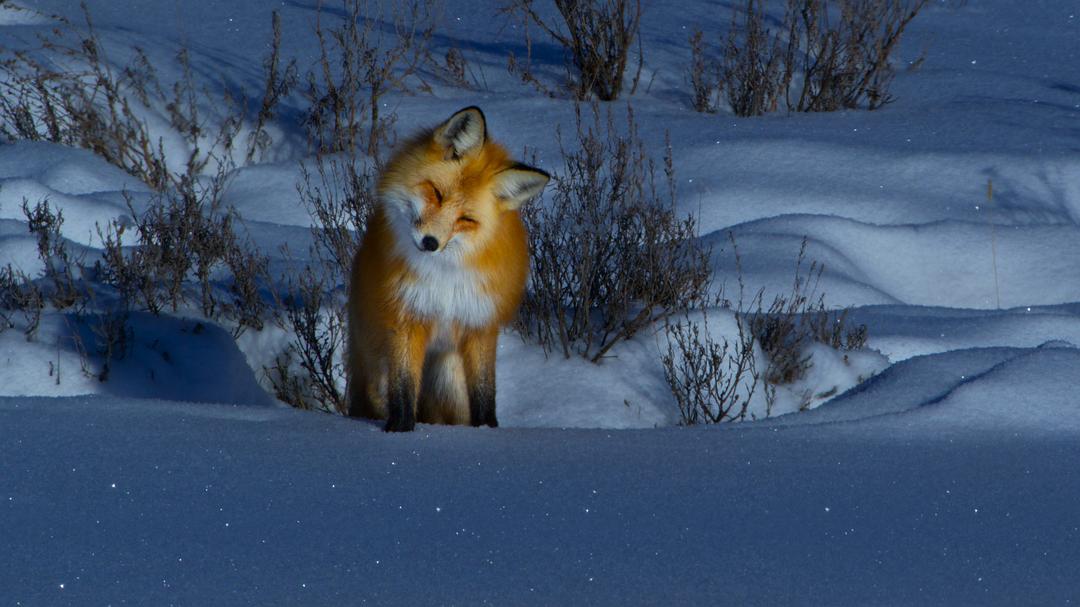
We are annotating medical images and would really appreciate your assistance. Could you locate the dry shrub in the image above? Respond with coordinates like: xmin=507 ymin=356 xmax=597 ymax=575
xmin=13 ymin=186 xmax=269 ymax=381
xmin=0 ymin=0 xmax=401 ymax=405
xmin=303 ymin=0 xmax=437 ymax=158
xmin=267 ymin=155 xmax=377 ymax=412
xmin=11 ymin=188 xmax=269 ymax=381
xmin=84 ymin=308 xmax=132 ymax=382
xmin=17 ymin=198 xmax=131 ymax=379
xmin=688 ymin=30 xmax=721 ymax=113
xmin=0 ymin=264 xmax=44 ymax=339
xmin=267 ymin=268 xmax=347 ymax=413
xmin=442 ymin=47 xmax=470 ymax=88
xmin=0 ymin=4 xmax=221 ymax=189
xmin=662 ymin=237 xmax=869 ymax=424
xmin=502 ymin=0 xmax=643 ymax=101
xmin=691 ymin=0 xmax=929 ymax=115
xmin=0 ymin=4 xmax=294 ymax=186
xmin=746 ymin=240 xmax=867 ymax=388
xmin=21 ymin=199 xmax=90 ymax=314
xmin=721 ymin=0 xmax=790 ymax=116
xmin=297 ymin=156 xmax=377 ymax=280
xmin=517 ymin=104 xmax=711 ymax=362
xmin=662 ymin=307 xmax=758 ymax=424
xmin=0 ymin=4 xmax=321 ymax=389
xmin=746 ymin=245 xmax=823 ymax=386
xmin=807 ymin=306 xmax=868 ymax=351
xmin=270 ymin=23 xmax=383 ymax=408
xmin=0 ymin=3 xmax=284 ymax=337
xmin=96 ymin=168 xmax=268 ymax=337
xmin=243 ymin=11 xmax=299 ymax=164
xmin=789 ymin=0 xmax=929 ymax=112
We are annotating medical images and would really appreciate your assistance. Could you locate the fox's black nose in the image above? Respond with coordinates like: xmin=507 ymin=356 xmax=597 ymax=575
xmin=421 ymin=235 xmax=439 ymax=252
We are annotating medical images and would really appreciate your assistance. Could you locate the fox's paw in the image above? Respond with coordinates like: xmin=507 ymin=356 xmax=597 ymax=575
xmin=384 ymin=416 xmax=416 ymax=433
xmin=470 ymin=411 xmax=498 ymax=428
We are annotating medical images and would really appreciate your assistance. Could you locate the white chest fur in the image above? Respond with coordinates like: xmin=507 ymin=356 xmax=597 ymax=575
xmin=395 ymin=252 xmax=496 ymax=328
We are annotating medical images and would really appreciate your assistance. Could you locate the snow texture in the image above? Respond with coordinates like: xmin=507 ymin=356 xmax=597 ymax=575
xmin=2 ymin=0 xmax=1080 ymax=603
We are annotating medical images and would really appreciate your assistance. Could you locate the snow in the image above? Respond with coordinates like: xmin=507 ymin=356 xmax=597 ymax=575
xmin=5 ymin=386 xmax=1080 ymax=604
xmin=2 ymin=0 xmax=1080 ymax=603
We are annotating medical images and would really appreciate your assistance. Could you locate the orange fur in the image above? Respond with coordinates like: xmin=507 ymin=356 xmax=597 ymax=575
xmin=345 ymin=107 xmax=548 ymax=431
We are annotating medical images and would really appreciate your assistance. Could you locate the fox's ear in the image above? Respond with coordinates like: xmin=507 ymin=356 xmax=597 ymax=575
xmin=434 ymin=106 xmax=486 ymax=160
xmin=494 ymin=164 xmax=550 ymax=210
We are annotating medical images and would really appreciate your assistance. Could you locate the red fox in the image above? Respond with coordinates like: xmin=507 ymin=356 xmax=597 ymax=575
xmin=346 ymin=106 xmax=549 ymax=432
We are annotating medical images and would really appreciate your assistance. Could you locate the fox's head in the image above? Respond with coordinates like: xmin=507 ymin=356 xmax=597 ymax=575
xmin=378 ymin=106 xmax=549 ymax=258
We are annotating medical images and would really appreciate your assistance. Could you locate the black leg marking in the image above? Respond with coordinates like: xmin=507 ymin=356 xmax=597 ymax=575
xmin=469 ymin=380 xmax=498 ymax=428
xmin=346 ymin=383 xmax=370 ymax=419
xmin=347 ymin=394 xmax=364 ymax=419
xmin=384 ymin=372 xmax=416 ymax=432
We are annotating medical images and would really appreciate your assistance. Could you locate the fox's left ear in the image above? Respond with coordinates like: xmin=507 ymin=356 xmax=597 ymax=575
xmin=434 ymin=106 xmax=486 ymax=160
xmin=494 ymin=164 xmax=550 ymax=210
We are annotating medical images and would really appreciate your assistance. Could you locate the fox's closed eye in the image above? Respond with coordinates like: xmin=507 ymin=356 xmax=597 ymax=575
xmin=457 ymin=216 xmax=478 ymax=226
xmin=422 ymin=180 xmax=443 ymax=204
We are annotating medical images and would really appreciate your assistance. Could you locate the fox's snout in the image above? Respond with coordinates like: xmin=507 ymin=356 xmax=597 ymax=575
xmin=412 ymin=211 xmax=453 ymax=253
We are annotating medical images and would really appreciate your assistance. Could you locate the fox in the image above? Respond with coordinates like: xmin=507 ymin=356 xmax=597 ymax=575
xmin=346 ymin=106 xmax=549 ymax=432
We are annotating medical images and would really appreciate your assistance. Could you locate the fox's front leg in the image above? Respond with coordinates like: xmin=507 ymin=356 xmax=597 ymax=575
xmin=384 ymin=323 xmax=428 ymax=432
xmin=462 ymin=327 xmax=499 ymax=428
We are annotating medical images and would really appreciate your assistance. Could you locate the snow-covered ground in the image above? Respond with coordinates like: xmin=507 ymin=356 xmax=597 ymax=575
xmin=2 ymin=0 xmax=1079 ymax=603
xmin=5 ymin=383 xmax=1080 ymax=605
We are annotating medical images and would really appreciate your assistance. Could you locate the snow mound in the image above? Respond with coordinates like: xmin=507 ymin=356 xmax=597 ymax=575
xmin=779 ymin=342 xmax=1080 ymax=434
xmin=714 ymin=214 xmax=1080 ymax=309
xmin=0 ymin=313 xmax=275 ymax=407
xmin=919 ymin=344 xmax=1080 ymax=432
xmin=0 ymin=3 xmax=50 ymax=25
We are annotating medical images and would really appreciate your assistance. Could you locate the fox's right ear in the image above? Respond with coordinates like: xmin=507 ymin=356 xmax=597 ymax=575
xmin=434 ymin=106 xmax=486 ymax=160
xmin=494 ymin=164 xmax=550 ymax=210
